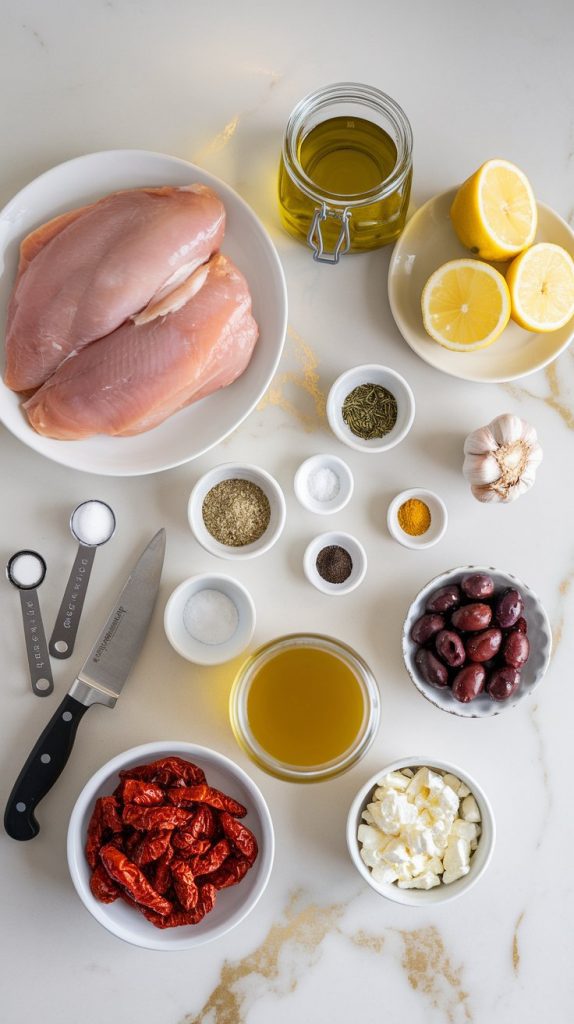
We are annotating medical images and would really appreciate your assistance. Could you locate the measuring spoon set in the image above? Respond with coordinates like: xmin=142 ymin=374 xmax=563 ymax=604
xmin=6 ymin=500 xmax=116 ymax=697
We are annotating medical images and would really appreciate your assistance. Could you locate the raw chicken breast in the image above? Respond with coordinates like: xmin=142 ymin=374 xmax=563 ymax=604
xmin=5 ymin=184 xmax=225 ymax=392
xmin=24 ymin=254 xmax=259 ymax=439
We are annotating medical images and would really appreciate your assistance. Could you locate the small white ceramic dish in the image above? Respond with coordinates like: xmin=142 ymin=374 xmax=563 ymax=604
xmin=326 ymin=364 xmax=415 ymax=453
xmin=164 ymin=573 xmax=256 ymax=666
xmin=387 ymin=488 xmax=447 ymax=549
xmin=293 ymin=453 xmax=354 ymax=515
xmin=303 ymin=531 xmax=367 ymax=595
xmin=346 ymin=756 xmax=495 ymax=906
xmin=188 ymin=463 xmax=286 ymax=560
xmin=0 ymin=150 xmax=287 ymax=476
xmin=402 ymin=565 xmax=552 ymax=718
xmin=67 ymin=741 xmax=274 ymax=950
xmin=388 ymin=188 xmax=574 ymax=384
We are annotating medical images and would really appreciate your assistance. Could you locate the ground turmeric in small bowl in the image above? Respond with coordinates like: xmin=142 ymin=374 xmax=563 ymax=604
xmin=387 ymin=489 xmax=447 ymax=550
xmin=397 ymin=497 xmax=431 ymax=537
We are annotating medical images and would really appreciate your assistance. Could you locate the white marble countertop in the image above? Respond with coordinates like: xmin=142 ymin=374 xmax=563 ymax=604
xmin=1 ymin=2 xmax=573 ymax=1021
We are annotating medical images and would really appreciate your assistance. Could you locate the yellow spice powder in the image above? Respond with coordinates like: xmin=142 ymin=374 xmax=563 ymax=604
xmin=397 ymin=498 xmax=431 ymax=537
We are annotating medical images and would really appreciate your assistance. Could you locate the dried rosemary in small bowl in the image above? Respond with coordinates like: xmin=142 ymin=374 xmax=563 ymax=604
xmin=342 ymin=382 xmax=398 ymax=441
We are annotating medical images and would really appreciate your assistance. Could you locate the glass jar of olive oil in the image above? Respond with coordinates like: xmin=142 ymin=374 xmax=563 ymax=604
xmin=229 ymin=633 xmax=380 ymax=782
xmin=279 ymin=83 xmax=413 ymax=263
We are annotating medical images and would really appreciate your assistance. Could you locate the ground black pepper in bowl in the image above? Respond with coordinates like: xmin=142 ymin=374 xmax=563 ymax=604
xmin=316 ymin=545 xmax=353 ymax=584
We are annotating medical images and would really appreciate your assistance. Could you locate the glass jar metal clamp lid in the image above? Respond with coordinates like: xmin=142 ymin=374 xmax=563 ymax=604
xmin=278 ymin=83 xmax=413 ymax=264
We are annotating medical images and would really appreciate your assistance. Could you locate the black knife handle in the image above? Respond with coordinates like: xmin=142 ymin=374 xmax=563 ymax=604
xmin=4 ymin=694 xmax=90 ymax=841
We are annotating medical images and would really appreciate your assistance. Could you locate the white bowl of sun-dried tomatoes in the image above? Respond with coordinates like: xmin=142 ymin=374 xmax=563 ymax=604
xmin=67 ymin=741 xmax=274 ymax=950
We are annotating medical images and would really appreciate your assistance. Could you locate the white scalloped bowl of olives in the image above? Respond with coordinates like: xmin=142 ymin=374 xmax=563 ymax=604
xmin=402 ymin=566 xmax=552 ymax=718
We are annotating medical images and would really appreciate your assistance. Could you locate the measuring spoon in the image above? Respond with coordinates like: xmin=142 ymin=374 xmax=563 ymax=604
xmin=49 ymin=500 xmax=116 ymax=660
xmin=7 ymin=551 xmax=54 ymax=697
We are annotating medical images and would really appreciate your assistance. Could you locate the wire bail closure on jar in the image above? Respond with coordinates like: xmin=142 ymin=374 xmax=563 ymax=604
xmin=307 ymin=203 xmax=351 ymax=264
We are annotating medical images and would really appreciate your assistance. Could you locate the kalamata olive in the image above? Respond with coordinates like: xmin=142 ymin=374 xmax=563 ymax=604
xmin=461 ymin=573 xmax=495 ymax=600
xmin=426 ymin=584 xmax=462 ymax=614
xmin=451 ymin=602 xmax=492 ymax=632
xmin=502 ymin=631 xmax=530 ymax=668
xmin=415 ymin=647 xmax=449 ymax=688
xmin=452 ymin=664 xmax=486 ymax=703
xmin=411 ymin=613 xmax=445 ymax=645
xmin=514 ymin=616 xmax=528 ymax=634
xmin=465 ymin=627 xmax=502 ymax=663
xmin=494 ymin=588 xmax=524 ymax=629
xmin=488 ymin=666 xmax=521 ymax=701
xmin=435 ymin=629 xmax=466 ymax=668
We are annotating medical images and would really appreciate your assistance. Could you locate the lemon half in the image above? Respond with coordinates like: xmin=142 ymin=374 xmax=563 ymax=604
xmin=421 ymin=259 xmax=511 ymax=352
xmin=450 ymin=159 xmax=537 ymax=261
xmin=506 ymin=242 xmax=574 ymax=332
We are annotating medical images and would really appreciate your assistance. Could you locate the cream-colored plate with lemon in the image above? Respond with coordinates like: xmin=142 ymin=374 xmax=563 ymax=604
xmin=388 ymin=189 xmax=574 ymax=383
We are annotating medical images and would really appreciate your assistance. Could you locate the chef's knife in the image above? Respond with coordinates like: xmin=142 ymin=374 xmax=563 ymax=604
xmin=4 ymin=528 xmax=166 ymax=841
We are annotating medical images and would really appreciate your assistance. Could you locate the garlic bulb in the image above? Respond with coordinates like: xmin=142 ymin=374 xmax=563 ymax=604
xmin=463 ymin=413 xmax=543 ymax=503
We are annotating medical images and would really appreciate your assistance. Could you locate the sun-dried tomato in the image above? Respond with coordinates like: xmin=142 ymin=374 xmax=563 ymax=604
xmin=120 ymin=757 xmax=206 ymax=788
xmin=171 ymin=832 xmax=211 ymax=856
xmin=99 ymin=843 xmax=172 ymax=916
xmin=167 ymin=785 xmax=247 ymax=817
xmin=100 ymin=795 xmax=123 ymax=833
xmin=89 ymin=864 xmax=121 ymax=903
xmin=209 ymin=855 xmax=251 ymax=890
xmin=85 ymin=800 xmax=104 ymax=869
xmin=153 ymin=844 xmax=175 ymax=895
xmin=121 ymin=779 xmax=164 ymax=806
xmin=190 ymin=838 xmax=231 ymax=877
xmin=219 ymin=811 xmax=258 ymax=864
xmin=122 ymin=804 xmax=192 ymax=831
xmin=132 ymin=829 xmax=172 ymax=866
xmin=171 ymin=859 xmax=199 ymax=911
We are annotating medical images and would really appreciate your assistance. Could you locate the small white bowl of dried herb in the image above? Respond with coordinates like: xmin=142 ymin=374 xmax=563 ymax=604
xmin=188 ymin=463 xmax=286 ymax=560
xmin=326 ymin=364 xmax=415 ymax=454
xmin=387 ymin=488 xmax=448 ymax=550
xmin=303 ymin=531 xmax=367 ymax=596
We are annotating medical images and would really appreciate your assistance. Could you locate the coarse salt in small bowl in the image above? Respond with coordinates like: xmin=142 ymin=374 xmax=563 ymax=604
xmin=387 ymin=488 xmax=448 ymax=550
xmin=188 ymin=463 xmax=286 ymax=560
xmin=164 ymin=573 xmax=256 ymax=666
xmin=293 ymin=453 xmax=354 ymax=515
xmin=326 ymin=364 xmax=415 ymax=454
xmin=346 ymin=756 xmax=495 ymax=906
xmin=303 ymin=531 xmax=367 ymax=595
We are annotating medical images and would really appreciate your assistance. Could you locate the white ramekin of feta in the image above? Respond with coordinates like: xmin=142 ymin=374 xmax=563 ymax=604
xmin=346 ymin=758 xmax=495 ymax=905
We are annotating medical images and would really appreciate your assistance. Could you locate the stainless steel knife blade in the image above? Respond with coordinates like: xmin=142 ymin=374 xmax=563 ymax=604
xmin=69 ymin=528 xmax=166 ymax=708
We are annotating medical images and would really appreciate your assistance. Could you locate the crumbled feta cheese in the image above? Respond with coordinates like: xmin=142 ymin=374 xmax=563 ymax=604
xmin=357 ymin=766 xmax=481 ymax=892
xmin=461 ymin=795 xmax=481 ymax=822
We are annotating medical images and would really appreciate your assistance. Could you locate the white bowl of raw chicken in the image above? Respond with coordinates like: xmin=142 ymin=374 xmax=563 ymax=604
xmin=0 ymin=150 xmax=287 ymax=476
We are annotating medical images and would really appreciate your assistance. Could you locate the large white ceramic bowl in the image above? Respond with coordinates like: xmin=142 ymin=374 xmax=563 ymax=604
xmin=0 ymin=150 xmax=287 ymax=475
xmin=402 ymin=565 xmax=552 ymax=718
xmin=388 ymin=188 xmax=574 ymax=383
xmin=67 ymin=741 xmax=274 ymax=950
xmin=346 ymin=756 xmax=495 ymax=906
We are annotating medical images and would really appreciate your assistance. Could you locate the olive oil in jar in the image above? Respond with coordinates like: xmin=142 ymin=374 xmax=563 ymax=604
xmin=279 ymin=84 xmax=413 ymax=259
xmin=245 ymin=644 xmax=366 ymax=768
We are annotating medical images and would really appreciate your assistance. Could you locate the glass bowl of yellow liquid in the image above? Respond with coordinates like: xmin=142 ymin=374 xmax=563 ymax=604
xmin=229 ymin=633 xmax=380 ymax=782
xmin=278 ymin=82 xmax=413 ymax=263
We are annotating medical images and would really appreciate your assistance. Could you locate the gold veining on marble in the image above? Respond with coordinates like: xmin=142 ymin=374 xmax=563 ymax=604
xmin=500 ymin=356 xmax=574 ymax=431
xmin=552 ymin=566 xmax=574 ymax=656
xmin=529 ymin=703 xmax=553 ymax=848
xmin=397 ymin=926 xmax=472 ymax=1023
xmin=194 ymin=115 xmax=241 ymax=161
xmin=181 ymin=891 xmax=347 ymax=1024
xmin=348 ymin=930 xmax=385 ymax=953
xmin=257 ymin=325 xmax=326 ymax=430
xmin=512 ymin=911 xmax=525 ymax=975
